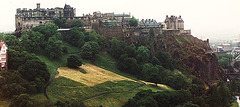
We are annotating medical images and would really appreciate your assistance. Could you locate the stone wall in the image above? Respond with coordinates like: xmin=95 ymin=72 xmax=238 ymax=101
xmin=15 ymin=17 xmax=53 ymax=31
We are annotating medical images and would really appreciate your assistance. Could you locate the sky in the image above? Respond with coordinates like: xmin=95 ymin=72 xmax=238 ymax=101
xmin=0 ymin=0 xmax=239 ymax=41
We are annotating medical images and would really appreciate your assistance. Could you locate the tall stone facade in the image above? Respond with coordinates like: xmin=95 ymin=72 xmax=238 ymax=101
xmin=15 ymin=3 xmax=76 ymax=31
xmin=164 ymin=15 xmax=184 ymax=30
xmin=64 ymin=4 xmax=76 ymax=18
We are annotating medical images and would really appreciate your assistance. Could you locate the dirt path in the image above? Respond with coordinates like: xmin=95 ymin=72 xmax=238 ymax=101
xmin=82 ymin=83 xmax=146 ymax=102
xmin=43 ymin=66 xmax=60 ymax=100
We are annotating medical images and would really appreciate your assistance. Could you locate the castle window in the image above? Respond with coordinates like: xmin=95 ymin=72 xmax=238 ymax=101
xmin=40 ymin=21 xmax=42 ymax=24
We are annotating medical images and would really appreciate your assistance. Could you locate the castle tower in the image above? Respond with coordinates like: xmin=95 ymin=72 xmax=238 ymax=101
xmin=177 ymin=15 xmax=184 ymax=30
xmin=164 ymin=15 xmax=184 ymax=30
xmin=37 ymin=3 xmax=40 ymax=9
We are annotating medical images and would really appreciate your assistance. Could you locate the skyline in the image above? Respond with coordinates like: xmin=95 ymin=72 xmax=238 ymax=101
xmin=0 ymin=0 xmax=239 ymax=40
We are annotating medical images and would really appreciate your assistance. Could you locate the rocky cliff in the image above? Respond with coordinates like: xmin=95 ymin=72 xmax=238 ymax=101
xmin=94 ymin=24 xmax=226 ymax=86
xmin=157 ymin=34 xmax=226 ymax=86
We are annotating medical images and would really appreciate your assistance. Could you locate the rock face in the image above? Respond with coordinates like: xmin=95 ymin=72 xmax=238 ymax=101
xmin=95 ymin=25 xmax=226 ymax=86
xmin=161 ymin=34 xmax=226 ymax=86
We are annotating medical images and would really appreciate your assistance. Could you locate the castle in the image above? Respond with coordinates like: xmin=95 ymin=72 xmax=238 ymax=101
xmin=163 ymin=15 xmax=184 ymax=30
xmin=15 ymin=3 xmax=76 ymax=31
xmin=15 ymin=3 xmax=191 ymax=36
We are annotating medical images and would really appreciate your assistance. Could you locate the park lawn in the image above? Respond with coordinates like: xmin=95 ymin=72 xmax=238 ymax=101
xmin=84 ymin=85 xmax=166 ymax=107
xmin=36 ymin=49 xmax=172 ymax=106
xmin=47 ymin=76 xmax=142 ymax=103
xmin=56 ymin=64 xmax=137 ymax=86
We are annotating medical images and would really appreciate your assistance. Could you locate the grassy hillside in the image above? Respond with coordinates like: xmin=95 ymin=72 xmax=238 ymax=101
xmin=35 ymin=43 xmax=170 ymax=106
xmin=57 ymin=64 xmax=137 ymax=86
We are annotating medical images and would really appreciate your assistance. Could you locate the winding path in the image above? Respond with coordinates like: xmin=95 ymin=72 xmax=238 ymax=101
xmin=43 ymin=66 xmax=60 ymax=100
xmin=82 ymin=83 xmax=146 ymax=102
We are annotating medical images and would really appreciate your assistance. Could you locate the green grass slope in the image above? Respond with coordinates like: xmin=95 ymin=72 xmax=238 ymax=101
xmin=35 ymin=43 xmax=169 ymax=106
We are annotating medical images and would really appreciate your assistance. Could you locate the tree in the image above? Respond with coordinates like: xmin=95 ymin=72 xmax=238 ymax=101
xmin=18 ymin=59 xmax=50 ymax=92
xmin=156 ymin=51 xmax=175 ymax=70
xmin=148 ymin=73 xmax=162 ymax=86
xmin=110 ymin=37 xmax=126 ymax=58
xmin=97 ymin=35 xmax=107 ymax=49
xmin=67 ymin=55 xmax=82 ymax=68
xmin=4 ymin=34 xmax=22 ymax=51
xmin=122 ymin=57 xmax=139 ymax=74
xmin=81 ymin=41 xmax=100 ymax=59
xmin=208 ymin=85 xmax=222 ymax=107
xmin=54 ymin=18 xmax=67 ymax=28
xmin=74 ymin=19 xmax=83 ymax=27
xmin=32 ymin=23 xmax=60 ymax=42
xmin=136 ymin=46 xmax=150 ymax=63
xmin=151 ymin=56 xmax=161 ymax=66
xmin=46 ymin=37 xmax=63 ymax=59
xmin=125 ymin=43 xmax=137 ymax=57
xmin=128 ymin=16 xmax=138 ymax=27
xmin=67 ymin=27 xmax=85 ymax=47
xmin=20 ymin=31 xmax=45 ymax=53
xmin=1 ymin=83 xmax=26 ymax=98
xmin=9 ymin=94 xmax=34 ymax=107
xmin=7 ymin=49 xmax=39 ymax=70
xmin=218 ymin=83 xmax=232 ymax=107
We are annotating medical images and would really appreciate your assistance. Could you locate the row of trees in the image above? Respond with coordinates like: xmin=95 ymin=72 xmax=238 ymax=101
xmin=124 ymin=81 xmax=233 ymax=107
xmin=66 ymin=27 xmax=106 ymax=60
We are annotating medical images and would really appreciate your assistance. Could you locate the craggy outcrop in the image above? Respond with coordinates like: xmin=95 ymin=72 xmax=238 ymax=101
xmin=161 ymin=34 xmax=225 ymax=86
xmin=94 ymin=24 xmax=225 ymax=86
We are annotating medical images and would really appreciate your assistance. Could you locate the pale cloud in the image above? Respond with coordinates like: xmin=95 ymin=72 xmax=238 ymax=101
xmin=0 ymin=0 xmax=239 ymax=40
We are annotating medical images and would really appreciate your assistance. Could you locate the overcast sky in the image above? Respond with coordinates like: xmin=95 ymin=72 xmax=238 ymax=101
xmin=0 ymin=0 xmax=239 ymax=40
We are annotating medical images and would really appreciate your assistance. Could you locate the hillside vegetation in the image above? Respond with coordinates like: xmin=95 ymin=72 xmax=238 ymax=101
xmin=46 ymin=53 xmax=168 ymax=106
xmin=0 ymin=22 xmax=234 ymax=107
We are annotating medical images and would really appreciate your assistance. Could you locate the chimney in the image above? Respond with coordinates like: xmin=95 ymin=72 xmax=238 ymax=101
xmin=37 ymin=3 xmax=40 ymax=9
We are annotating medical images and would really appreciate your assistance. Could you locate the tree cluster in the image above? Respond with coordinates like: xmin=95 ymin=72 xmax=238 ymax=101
xmin=124 ymin=81 xmax=233 ymax=107
xmin=123 ymin=89 xmax=192 ymax=107
xmin=109 ymin=38 xmax=189 ymax=90
xmin=0 ymin=49 xmax=50 ymax=98
xmin=66 ymin=28 xmax=106 ymax=60
xmin=217 ymin=54 xmax=233 ymax=70
xmin=53 ymin=18 xmax=67 ymax=28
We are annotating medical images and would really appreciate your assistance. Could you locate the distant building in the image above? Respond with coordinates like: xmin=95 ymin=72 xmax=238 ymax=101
xmin=139 ymin=19 xmax=161 ymax=28
xmin=93 ymin=11 xmax=131 ymax=27
xmin=164 ymin=15 xmax=184 ymax=30
xmin=0 ymin=40 xmax=7 ymax=71
xmin=15 ymin=3 xmax=76 ymax=31
xmin=63 ymin=4 xmax=76 ymax=18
